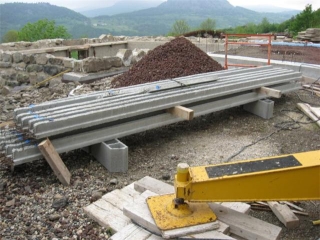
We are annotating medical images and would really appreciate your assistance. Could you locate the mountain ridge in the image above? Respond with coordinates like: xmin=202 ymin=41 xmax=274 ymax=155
xmin=0 ymin=1 xmax=300 ymax=41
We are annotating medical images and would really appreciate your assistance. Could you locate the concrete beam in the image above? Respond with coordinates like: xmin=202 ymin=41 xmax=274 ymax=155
xmin=10 ymin=82 xmax=300 ymax=166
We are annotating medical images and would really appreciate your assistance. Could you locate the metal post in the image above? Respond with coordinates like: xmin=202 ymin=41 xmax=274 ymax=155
xmin=224 ymin=35 xmax=228 ymax=69
xmin=267 ymin=35 xmax=272 ymax=65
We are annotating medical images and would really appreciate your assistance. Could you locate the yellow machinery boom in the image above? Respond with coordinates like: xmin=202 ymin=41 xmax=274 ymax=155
xmin=147 ymin=150 xmax=320 ymax=230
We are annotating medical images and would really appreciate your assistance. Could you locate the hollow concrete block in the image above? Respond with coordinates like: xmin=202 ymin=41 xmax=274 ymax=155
xmin=243 ymin=99 xmax=274 ymax=119
xmin=90 ymin=139 xmax=128 ymax=173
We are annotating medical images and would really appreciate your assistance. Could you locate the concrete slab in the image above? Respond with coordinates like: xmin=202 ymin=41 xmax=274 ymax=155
xmin=62 ymin=67 xmax=128 ymax=83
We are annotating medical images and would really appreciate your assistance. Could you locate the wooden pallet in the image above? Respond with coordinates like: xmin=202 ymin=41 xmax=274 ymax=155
xmin=84 ymin=176 xmax=282 ymax=239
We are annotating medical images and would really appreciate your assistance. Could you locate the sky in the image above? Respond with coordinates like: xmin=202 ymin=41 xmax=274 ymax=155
xmin=0 ymin=0 xmax=319 ymax=11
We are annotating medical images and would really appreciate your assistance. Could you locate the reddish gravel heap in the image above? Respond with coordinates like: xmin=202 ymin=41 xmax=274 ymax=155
xmin=112 ymin=37 xmax=224 ymax=87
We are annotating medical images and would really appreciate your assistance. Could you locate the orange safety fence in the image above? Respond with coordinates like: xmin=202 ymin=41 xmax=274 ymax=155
xmin=223 ymin=33 xmax=273 ymax=69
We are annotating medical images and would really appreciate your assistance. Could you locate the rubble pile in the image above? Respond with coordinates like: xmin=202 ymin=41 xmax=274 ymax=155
xmin=112 ymin=37 xmax=224 ymax=87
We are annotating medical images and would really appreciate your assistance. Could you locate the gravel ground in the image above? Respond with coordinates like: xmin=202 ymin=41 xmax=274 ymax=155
xmin=1 ymin=44 xmax=320 ymax=239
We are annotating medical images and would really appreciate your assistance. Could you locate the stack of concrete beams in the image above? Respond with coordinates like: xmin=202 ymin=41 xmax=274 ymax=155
xmin=0 ymin=66 xmax=302 ymax=167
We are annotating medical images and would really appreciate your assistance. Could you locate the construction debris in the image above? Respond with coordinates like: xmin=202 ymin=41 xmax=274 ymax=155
xmin=297 ymin=28 xmax=320 ymax=42
xmin=112 ymin=37 xmax=224 ymax=87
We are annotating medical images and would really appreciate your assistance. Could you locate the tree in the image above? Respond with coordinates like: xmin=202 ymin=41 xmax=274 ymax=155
xmin=289 ymin=4 xmax=314 ymax=34
xmin=2 ymin=30 xmax=19 ymax=43
xmin=200 ymin=18 xmax=216 ymax=32
xmin=170 ymin=20 xmax=190 ymax=36
xmin=18 ymin=19 xmax=71 ymax=42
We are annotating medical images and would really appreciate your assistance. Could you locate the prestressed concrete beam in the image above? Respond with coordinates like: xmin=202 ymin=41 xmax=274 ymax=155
xmin=31 ymin=74 xmax=301 ymax=139
xmin=14 ymin=66 xmax=273 ymax=117
xmin=11 ymin=82 xmax=300 ymax=166
xmin=18 ymin=68 xmax=289 ymax=129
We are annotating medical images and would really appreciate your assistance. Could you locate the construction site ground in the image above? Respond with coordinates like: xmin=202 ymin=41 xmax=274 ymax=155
xmin=1 ymin=45 xmax=320 ymax=239
xmin=216 ymin=44 xmax=320 ymax=65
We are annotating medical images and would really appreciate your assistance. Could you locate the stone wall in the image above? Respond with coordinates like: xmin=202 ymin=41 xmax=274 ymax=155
xmin=0 ymin=51 xmax=124 ymax=88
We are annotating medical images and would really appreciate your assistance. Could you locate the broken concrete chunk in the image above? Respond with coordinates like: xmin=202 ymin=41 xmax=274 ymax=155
xmin=116 ymin=49 xmax=133 ymax=67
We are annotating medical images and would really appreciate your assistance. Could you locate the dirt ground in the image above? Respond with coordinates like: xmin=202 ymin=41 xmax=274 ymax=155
xmin=1 ymin=44 xmax=320 ymax=239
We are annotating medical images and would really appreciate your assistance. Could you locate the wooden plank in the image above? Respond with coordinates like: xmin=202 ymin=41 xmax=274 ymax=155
xmin=209 ymin=203 xmax=282 ymax=240
xmin=38 ymin=138 xmax=71 ymax=186
xmin=267 ymin=201 xmax=299 ymax=229
xmin=0 ymin=121 xmax=15 ymax=129
xmin=183 ymin=230 xmax=236 ymax=239
xmin=134 ymin=176 xmax=175 ymax=194
xmin=110 ymin=223 xmax=152 ymax=240
xmin=221 ymin=202 xmax=251 ymax=214
xmin=310 ymin=106 xmax=320 ymax=118
xmin=255 ymin=87 xmax=282 ymax=98
xmin=102 ymin=189 xmax=136 ymax=211
xmin=303 ymin=84 xmax=320 ymax=91
xmin=183 ymin=221 xmax=232 ymax=239
xmin=167 ymin=106 xmax=194 ymax=120
xmin=304 ymin=88 xmax=320 ymax=96
xmin=163 ymin=221 xmax=220 ymax=239
xmin=297 ymin=103 xmax=320 ymax=127
xmin=279 ymin=201 xmax=305 ymax=212
xmin=123 ymin=191 xmax=162 ymax=236
xmin=292 ymin=210 xmax=309 ymax=216
xmin=84 ymin=198 xmax=131 ymax=233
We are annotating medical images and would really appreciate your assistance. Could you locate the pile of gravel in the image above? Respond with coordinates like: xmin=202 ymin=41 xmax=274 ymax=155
xmin=112 ymin=37 xmax=224 ymax=87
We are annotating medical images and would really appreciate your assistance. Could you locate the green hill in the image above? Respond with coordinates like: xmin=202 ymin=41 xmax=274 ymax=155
xmin=92 ymin=0 xmax=299 ymax=36
xmin=0 ymin=1 xmax=300 ymax=41
xmin=0 ymin=3 xmax=99 ymax=40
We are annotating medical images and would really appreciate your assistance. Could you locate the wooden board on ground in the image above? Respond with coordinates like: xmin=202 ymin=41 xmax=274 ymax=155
xmin=210 ymin=203 xmax=282 ymax=240
xmin=267 ymin=201 xmax=299 ymax=229
xmin=310 ymin=106 xmax=320 ymax=118
xmin=110 ymin=223 xmax=154 ymax=240
xmin=182 ymin=221 xmax=233 ymax=239
xmin=84 ymin=198 xmax=131 ymax=233
xmin=297 ymin=103 xmax=320 ymax=127
xmin=134 ymin=176 xmax=175 ymax=194
xmin=38 ymin=138 xmax=71 ymax=186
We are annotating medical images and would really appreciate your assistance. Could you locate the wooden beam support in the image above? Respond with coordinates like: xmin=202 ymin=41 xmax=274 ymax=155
xmin=166 ymin=106 xmax=194 ymax=120
xmin=267 ymin=201 xmax=299 ymax=229
xmin=38 ymin=138 xmax=71 ymax=186
xmin=0 ymin=121 xmax=15 ymax=129
xmin=255 ymin=87 xmax=282 ymax=98
xmin=297 ymin=103 xmax=320 ymax=127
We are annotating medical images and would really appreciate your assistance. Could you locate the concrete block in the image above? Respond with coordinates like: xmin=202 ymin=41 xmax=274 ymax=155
xmin=103 ymin=56 xmax=122 ymax=68
xmin=116 ymin=49 xmax=133 ymax=67
xmin=243 ymin=99 xmax=274 ymax=119
xmin=91 ymin=139 xmax=128 ymax=173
